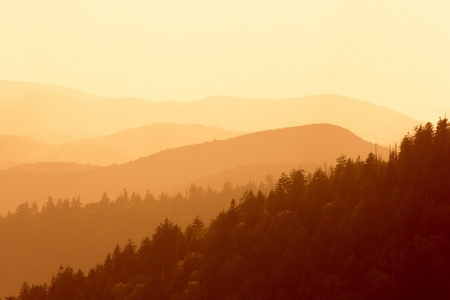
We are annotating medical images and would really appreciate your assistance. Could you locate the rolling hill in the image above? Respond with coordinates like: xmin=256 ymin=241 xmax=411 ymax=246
xmin=0 ymin=123 xmax=243 ymax=169
xmin=0 ymin=124 xmax=388 ymax=214
xmin=33 ymin=123 xmax=244 ymax=165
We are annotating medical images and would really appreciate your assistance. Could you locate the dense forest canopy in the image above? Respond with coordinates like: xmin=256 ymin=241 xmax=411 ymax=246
xmin=3 ymin=118 xmax=450 ymax=299
xmin=0 ymin=180 xmax=268 ymax=297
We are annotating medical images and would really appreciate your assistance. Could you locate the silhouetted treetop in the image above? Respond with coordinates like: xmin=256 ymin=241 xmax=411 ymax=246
xmin=5 ymin=118 xmax=450 ymax=300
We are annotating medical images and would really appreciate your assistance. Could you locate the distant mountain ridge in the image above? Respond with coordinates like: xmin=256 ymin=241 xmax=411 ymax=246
xmin=191 ymin=95 xmax=419 ymax=144
xmin=32 ymin=123 xmax=244 ymax=165
xmin=0 ymin=123 xmax=243 ymax=169
xmin=0 ymin=80 xmax=420 ymax=144
xmin=0 ymin=124 xmax=388 ymax=214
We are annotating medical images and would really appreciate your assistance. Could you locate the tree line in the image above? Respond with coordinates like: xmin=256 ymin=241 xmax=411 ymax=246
xmin=4 ymin=118 xmax=450 ymax=299
xmin=0 ymin=179 xmax=268 ymax=298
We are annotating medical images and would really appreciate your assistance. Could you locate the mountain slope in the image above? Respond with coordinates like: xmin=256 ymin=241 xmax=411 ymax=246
xmin=33 ymin=123 xmax=244 ymax=165
xmin=18 ymin=129 xmax=89 ymax=144
xmin=191 ymin=95 xmax=419 ymax=144
xmin=0 ymin=124 xmax=388 ymax=214
xmin=0 ymin=135 xmax=52 ymax=169
xmin=0 ymin=123 xmax=243 ymax=168
xmin=5 ymin=162 xmax=98 ymax=174
xmin=0 ymin=79 xmax=104 ymax=103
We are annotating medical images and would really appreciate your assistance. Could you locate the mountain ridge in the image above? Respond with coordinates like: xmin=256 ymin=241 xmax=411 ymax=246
xmin=0 ymin=123 xmax=244 ymax=168
xmin=0 ymin=123 xmax=388 ymax=214
xmin=32 ymin=123 xmax=244 ymax=165
xmin=0 ymin=80 xmax=420 ymax=144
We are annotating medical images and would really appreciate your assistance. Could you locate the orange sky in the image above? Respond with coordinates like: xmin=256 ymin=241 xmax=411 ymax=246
xmin=1 ymin=1 xmax=449 ymax=120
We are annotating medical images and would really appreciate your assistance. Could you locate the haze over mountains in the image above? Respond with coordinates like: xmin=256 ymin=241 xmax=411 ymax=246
xmin=0 ymin=79 xmax=416 ymax=215
xmin=0 ymin=135 xmax=53 ymax=170
xmin=0 ymin=79 xmax=106 ymax=103
xmin=2 ymin=1 xmax=448 ymax=297
xmin=1 ymin=80 xmax=419 ymax=146
xmin=3 ymin=123 xmax=242 ymax=167
xmin=1 ymin=80 xmax=435 ymax=299
xmin=0 ymin=124 xmax=388 ymax=214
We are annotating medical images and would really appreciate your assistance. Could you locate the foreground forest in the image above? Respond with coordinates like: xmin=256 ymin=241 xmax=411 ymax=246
xmin=0 ymin=181 xmax=265 ymax=297
xmin=4 ymin=118 xmax=450 ymax=299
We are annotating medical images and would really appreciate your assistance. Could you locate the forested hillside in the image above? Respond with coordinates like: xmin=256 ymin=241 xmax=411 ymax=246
xmin=4 ymin=118 xmax=450 ymax=299
xmin=0 ymin=181 xmax=266 ymax=297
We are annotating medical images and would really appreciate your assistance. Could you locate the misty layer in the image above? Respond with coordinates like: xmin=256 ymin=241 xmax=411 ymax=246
xmin=0 ymin=81 xmax=419 ymax=146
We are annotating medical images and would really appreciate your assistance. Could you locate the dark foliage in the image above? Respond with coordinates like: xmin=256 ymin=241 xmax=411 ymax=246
xmin=5 ymin=118 xmax=450 ymax=300
xmin=0 ymin=181 xmax=266 ymax=298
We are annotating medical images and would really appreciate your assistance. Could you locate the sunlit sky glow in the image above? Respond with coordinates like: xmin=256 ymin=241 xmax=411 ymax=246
xmin=1 ymin=0 xmax=449 ymax=120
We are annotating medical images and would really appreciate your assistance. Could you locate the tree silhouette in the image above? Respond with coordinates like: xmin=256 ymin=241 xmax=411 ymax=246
xmin=6 ymin=118 xmax=450 ymax=300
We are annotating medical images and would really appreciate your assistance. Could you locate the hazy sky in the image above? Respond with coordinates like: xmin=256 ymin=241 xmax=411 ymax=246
xmin=1 ymin=1 xmax=449 ymax=120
